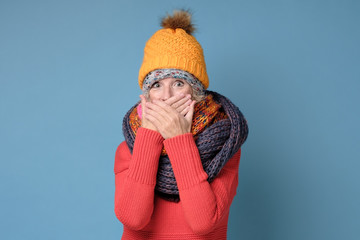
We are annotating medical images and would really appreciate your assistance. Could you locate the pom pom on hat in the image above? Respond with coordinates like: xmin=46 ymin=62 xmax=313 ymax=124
xmin=138 ymin=9 xmax=209 ymax=90
xmin=161 ymin=9 xmax=196 ymax=35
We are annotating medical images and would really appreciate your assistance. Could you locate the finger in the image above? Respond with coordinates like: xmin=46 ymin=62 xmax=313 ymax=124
xmin=140 ymin=95 xmax=149 ymax=106
xmin=185 ymin=100 xmax=196 ymax=122
xmin=140 ymin=95 xmax=150 ymax=116
xmin=146 ymin=101 xmax=172 ymax=120
xmin=140 ymin=94 xmax=145 ymax=105
xmin=164 ymin=93 xmax=185 ymax=106
xmin=139 ymin=94 xmax=146 ymax=113
xmin=145 ymin=105 xmax=169 ymax=123
xmin=180 ymin=105 xmax=190 ymax=116
xmin=146 ymin=107 xmax=171 ymax=132
xmin=152 ymin=99 xmax=178 ymax=115
xmin=176 ymin=98 xmax=192 ymax=113
xmin=170 ymin=94 xmax=191 ymax=109
xmin=147 ymin=101 xmax=183 ymax=129
xmin=145 ymin=111 xmax=163 ymax=129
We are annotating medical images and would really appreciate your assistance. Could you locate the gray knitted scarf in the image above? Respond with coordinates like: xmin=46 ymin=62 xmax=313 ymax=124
xmin=122 ymin=90 xmax=249 ymax=202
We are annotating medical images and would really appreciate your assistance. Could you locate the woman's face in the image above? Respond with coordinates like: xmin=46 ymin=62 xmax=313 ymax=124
xmin=148 ymin=78 xmax=193 ymax=102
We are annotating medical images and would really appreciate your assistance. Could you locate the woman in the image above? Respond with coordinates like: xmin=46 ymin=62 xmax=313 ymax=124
xmin=114 ymin=9 xmax=249 ymax=239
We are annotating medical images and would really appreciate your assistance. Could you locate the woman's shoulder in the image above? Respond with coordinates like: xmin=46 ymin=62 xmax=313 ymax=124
xmin=116 ymin=141 xmax=130 ymax=153
xmin=222 ymin=149 xmax=242 ymax=173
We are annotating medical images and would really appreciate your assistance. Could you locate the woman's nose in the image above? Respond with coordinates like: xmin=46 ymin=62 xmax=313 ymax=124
xmin=161 ymin=86 xmax=173 ymax=101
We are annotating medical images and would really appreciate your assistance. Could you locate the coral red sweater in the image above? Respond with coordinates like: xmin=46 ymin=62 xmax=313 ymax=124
xmin=114 ymin=127 xmax=241 ymax=240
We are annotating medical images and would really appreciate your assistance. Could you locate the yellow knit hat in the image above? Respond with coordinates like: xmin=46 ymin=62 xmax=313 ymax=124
xmin=138 ymin=9 xmax=209 ymax=89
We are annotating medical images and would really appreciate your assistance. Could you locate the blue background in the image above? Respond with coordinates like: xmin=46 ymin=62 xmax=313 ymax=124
xmin=1 ymin=0 xmax=359 ymax=239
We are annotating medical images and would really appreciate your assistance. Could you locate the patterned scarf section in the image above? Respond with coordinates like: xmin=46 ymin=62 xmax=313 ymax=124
xmin=122 ymin=90 xmax=249 ymax=202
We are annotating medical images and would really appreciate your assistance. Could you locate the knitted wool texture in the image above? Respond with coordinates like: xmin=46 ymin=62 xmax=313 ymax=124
xmin=138 ymin=28 xmax=209 ymax=90
xmin=122 ymin=91 xmax=249 ymax=202
xmin=142 ymin=68 xmax=205 ymax=96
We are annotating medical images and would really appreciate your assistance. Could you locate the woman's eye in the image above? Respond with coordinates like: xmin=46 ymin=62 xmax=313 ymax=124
xmin=175 ymin=81 xmax=184 ymax=87
xmin=151 ymin=82 xmax=160 ymax=88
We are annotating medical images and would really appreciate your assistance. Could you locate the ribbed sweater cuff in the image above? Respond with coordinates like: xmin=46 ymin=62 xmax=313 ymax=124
xmin=128 ymin=127 xmax=164 ymax=185
xmin=163 ymin=133 xmax=208 ymax=190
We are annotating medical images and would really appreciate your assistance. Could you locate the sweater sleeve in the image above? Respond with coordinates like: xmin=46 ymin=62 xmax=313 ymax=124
xmin=163 ymin=133 xmax=241 ymax=235
xmin=114 ymin=127 xmax=164 ymax=230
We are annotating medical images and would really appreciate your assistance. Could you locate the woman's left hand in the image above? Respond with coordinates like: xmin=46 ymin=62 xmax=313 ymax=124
xmin=145 ymin=99 xmax=196 ymax=139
